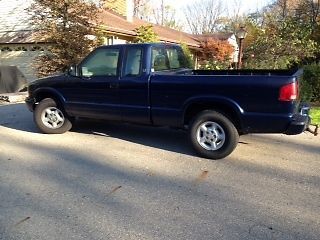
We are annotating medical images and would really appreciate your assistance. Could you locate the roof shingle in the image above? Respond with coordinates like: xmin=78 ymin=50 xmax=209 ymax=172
xmin=99 ymin=10 xmax=200 ymax=48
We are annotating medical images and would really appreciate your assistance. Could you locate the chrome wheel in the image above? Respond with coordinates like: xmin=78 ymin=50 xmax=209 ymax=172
xmin=196 ymin=121 xmax=226 ymax=151
xmin=41 ymin=107 xmax=65 ymax=129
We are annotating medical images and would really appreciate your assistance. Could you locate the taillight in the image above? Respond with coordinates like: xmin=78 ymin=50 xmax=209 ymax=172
xmin=279 ymin=82 xmax=298 ymax=101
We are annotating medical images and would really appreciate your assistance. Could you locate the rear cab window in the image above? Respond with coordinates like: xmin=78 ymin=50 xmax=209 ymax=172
xmin=123 ymin=47 xmax=143 ymax=77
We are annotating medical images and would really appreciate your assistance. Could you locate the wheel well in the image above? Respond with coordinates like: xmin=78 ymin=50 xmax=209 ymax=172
xmin=34 ymin=92 xmax=63 ymax=109
xmin=184 ymin=103 xmax=242 ymax=132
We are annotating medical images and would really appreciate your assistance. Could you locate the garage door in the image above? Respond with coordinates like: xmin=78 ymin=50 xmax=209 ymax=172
xmin=0 ymin=44 xmax=46 ymax=82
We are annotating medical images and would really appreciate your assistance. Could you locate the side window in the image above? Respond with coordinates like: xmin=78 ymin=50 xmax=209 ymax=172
xmin=81 ymin=48 xmax=120 ymax=77
xmin=124 ymin=48 xmax=142 ymax=76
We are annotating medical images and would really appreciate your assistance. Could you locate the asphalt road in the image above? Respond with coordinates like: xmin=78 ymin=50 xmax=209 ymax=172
xmin=0 ymin=103 xmax=319 ymax=240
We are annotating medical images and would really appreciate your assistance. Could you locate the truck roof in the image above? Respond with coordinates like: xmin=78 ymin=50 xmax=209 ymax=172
xmin=96 ymin=43 xmax=180 ymax=49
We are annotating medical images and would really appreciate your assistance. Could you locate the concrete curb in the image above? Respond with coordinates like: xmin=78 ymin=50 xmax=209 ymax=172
xmin=0 ymin=92 xmax=28 ymax=103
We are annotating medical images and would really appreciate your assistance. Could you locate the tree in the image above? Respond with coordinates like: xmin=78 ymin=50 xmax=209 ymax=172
xmin=133 ymin=25 xmax=159 ymax=43
xmin=134 ymin=0 xmax=182 ymax=30
xmin=180 ymin=43 xmax=194 ymax=69
xmin=152 ymin=3 xmax=182 ymax=30
xmin=199 ymin=38 xmax=234 ymax=69
xmin=133 ymin=0 xmax=151 ymax=18
xmin=222 ymin=0 xmax=247 ymax=34
xmin=295 ymin=0 xmax=320 ymax=35
xmin=29 ymin=0 xmax=104 ymax=77
xmin=303 ymin=64 xmax=320 ymax=102
xmin=184 ymin=0 xmax=225 ymax=34
xmin=244 ymin=16 xmax=317 ymax=69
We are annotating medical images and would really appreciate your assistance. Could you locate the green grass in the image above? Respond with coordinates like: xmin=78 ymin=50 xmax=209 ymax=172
xmin=310 ymin=107 xmax=320 ymax=125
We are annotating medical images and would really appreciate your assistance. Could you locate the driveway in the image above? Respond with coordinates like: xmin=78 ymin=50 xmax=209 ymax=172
xmin=0 ymin=103 xmax=319 ymax=240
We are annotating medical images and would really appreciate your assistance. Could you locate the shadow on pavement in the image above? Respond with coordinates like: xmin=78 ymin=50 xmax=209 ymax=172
xmin=0 ymin=103 xmax=38 ymax=133
xmin=0 ymin=103 xmax=196 ymax=157
xmin=1 ymin=104 xmax=320 ymax=239
xmin=1 ymin=103 xmax=319 ymax=158
xmin=72 ymin=119 xmax=196 ymax=157
xmin=0 ymin=130 xmax=318 ymax=240
xmin=247 ymin=134 xmax=320 ymax=156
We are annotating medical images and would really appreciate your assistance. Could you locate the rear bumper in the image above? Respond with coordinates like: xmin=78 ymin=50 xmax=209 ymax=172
xmin=25 ymin=96 xmax=36 ymax=112
xmin=284 ymin=103 xmax=311 ymax=135
xmin=284 ymin=114 xmax=310 ymax=135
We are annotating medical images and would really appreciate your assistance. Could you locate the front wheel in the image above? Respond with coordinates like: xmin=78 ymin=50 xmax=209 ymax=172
xmin=34 ymin=98 xmax=72 ymax=134
xmin=189 ymin=110 xmax=239 ymax=160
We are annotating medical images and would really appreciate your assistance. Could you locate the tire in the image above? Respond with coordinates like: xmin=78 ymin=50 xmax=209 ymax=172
xmin=189 ymin=110 xmax=239 ymax=160
xmin=34 ymin=98 xmax=72 ymax=134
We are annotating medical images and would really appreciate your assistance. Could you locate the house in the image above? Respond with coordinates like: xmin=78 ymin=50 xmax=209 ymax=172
xmin=0 ymin=0 xmax=239 ymax=82
xmin=98 ymin=9 xmax=201 ymax=49
xmin=0 ymin=0 xmax=49 ymax=81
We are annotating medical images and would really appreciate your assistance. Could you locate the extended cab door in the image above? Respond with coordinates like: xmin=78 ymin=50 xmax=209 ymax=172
xmin=64 ymin=46 xmax=122 ymax=120
xmin=118 ymin=46 xmax=150 ymax=124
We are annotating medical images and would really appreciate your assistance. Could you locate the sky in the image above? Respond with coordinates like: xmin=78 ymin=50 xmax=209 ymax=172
xmin=148 ymin=0 xmax=274 ymax=30
xmin=173 ymin=0 xmax=273 ymax=15
xmin=0 ymin=0 xmax=274 ymax=32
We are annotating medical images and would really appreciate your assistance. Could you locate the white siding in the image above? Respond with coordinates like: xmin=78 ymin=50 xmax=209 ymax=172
xmin=0 ymin=0 xmax=36 ymax=81
xmin=0 ymin=0 xmax=33 ymax=31
xmin=227 ymin=34 xmax=239 ymax=63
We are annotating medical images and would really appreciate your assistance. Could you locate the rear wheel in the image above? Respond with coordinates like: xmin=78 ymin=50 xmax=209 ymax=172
xmin=189 ymin=110 xmax=239 ymax=159
xmin=34 ymin=98 xmax=72 ymax=134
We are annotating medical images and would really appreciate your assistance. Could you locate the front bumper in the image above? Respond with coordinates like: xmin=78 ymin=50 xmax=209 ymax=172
xmin=25 ymin=96 xmax=36 ymax=112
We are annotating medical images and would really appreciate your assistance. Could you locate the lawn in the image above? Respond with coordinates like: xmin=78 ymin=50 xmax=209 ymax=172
xmin=310 ymin=107 xmax=320 ymax=125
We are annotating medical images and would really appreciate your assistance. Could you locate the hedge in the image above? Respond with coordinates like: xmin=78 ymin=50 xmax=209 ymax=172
xmin=300 ymin=64 xmax=320 ymax=103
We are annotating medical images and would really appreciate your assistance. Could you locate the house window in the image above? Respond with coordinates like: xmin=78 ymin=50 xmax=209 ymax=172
xmin=15 ymin=46 xmax=28 ymax=51
xmin=0 ymin=46 xmax=13 ymax=52
xmin=31 ymin=46 xmax=45 ymax=51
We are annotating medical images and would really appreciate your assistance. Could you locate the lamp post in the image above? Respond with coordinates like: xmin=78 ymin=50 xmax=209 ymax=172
xmin=236 ymin=27 xmax=247 ymax=69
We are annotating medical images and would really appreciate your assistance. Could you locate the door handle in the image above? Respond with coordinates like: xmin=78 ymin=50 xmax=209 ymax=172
xmin=109 ymin=83 xmax=119 ymax=89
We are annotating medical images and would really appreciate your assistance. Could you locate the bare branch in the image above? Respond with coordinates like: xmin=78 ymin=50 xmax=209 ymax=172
xmin=183 ymin=0 xmax=226 ymax=34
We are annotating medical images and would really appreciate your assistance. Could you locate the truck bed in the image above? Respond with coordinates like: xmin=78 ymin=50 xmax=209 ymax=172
xmin=193 ymin=68 xmax=301 ymax=76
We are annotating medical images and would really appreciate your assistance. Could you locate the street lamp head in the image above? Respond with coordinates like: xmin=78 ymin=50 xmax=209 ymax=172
xmin=236 ymin=27 xmax=247 ymax=40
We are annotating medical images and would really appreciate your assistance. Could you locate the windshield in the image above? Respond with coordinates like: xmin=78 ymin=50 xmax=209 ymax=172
xmin=152 ymin=46 xmax=189 ymax=72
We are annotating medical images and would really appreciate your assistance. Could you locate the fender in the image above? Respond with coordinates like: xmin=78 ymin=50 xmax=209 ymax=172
xmin=33 ymin=87 xmax=66 ymax=105
xmin=182 ymin=95 xmax=245 ymax=127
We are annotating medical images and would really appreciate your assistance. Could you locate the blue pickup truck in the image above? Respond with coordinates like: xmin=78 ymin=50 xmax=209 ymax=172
xmin=26 ymin=43 xmax=311 ymax=159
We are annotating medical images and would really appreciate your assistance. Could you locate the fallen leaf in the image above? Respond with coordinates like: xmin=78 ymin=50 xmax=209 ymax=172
xmin=193 ymin=170 xmax=209 ymax=186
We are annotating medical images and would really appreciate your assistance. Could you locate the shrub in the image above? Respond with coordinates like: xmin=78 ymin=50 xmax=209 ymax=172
xmin=180 ymin=43 xmax=194 ymax=69
xmin=199 ymin=38 xmax=234 ymax=70
xmin=133 ymin=25 xmax=159 ymax=43
xmin=302 ymin=64 xmax=320 ymax=103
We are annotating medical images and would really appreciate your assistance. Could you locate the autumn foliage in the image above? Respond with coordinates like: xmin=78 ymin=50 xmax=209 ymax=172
xmin=29 ymin=0 xmax=104 ymax=77
xmin=199 ymin=39 xmax=234 ymax=69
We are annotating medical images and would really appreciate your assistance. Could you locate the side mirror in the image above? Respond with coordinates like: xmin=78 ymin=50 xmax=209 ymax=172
xmin=68 ymin=65 xmax=79 ymax=77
